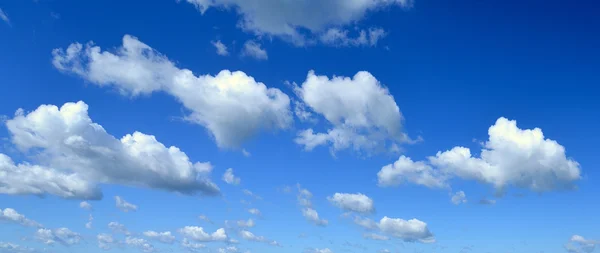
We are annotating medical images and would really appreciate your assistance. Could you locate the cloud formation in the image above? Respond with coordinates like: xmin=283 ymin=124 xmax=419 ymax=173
xmin=0 ymin=208 xmax=42 ymax=227
xmin=327 ymin=193 xmax=374 ymax=214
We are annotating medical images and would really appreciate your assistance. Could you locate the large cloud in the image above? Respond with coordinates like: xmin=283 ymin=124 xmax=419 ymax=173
xmin=378 ymin=117 xmax=581 ymax=193
xmin=294 ymin=71 xmax=416 ymax=154
xmin=52 ymin=35 xmax=292 ymax=149
xmin=182 ymin=0 xmax=411 ymax=46
xmin=1 ymin=101 xmax=219 ymax=199
xmin=327 ymin=193 xmax=374 ymax=214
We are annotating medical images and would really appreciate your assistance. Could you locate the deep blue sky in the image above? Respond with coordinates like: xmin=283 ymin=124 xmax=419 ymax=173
xmin=0 ymin=0 xmax=599 ymax=253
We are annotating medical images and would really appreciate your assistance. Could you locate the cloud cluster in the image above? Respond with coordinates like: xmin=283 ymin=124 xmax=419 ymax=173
xmin=183 ymin=0 xmax=410 ymax=46
xmin=294 ymin=71 xmax=415 ymax=154
xmin=327 ymin=193 xmax=374 ymax=214
xmin=34 ymin=228 xmax=81 ymax=246
xmin=344 ymin=215 xmax=434 ymax=243
xmin=52 ymin=35 xmax=292 ymax=149
xmin=0 ymin=101 xmax=220 ymax=200
xmin=179 ymin=226 xmax=228 ymax=242
xmin=378 ymin=117 xmax=581 ymax=193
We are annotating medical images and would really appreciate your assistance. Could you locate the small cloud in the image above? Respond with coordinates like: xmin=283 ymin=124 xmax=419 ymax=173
xmin=478 ymin=198 xmax=496 ymax=205
xmin=222 ymin=168 xmax=241 ymax=185
xmin=451 ymin=191 xmax=467 ymax=205
xmin=241 ymin=41 xmax=268 ymax=60
xmin=242 ymin=149 xmax=251 ymax=157
xmin=115 ymin=196 xmax=138 ymax=212
xmin=212 ymin=40 xmax=229 ymax=56
xmin=0 ymin=8 xmax=11 ymax=26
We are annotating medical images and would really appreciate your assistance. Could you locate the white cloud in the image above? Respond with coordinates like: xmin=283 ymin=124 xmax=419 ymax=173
xmin=566 ymin=235 xmax=598 ymax=253
xmin=241 ymin=41 xmax=268 ymax=60
xmin=179 ymin=226 xmax=228 ymax=242
xmin=218 ymin=246 xmax=240 ymax=253
xmin=2 ymin=101 xmax=220 ymax=199
xmin=248 ymin=208 xmax=261 ymax=216
xmin=306 ymin=248 xmax=333 ymax=253
xmin=378 ymin=117 xmax=582 ymax=193
xmin=222 ymin=168 xmax=241 ymax=185
xmin=378 ymin=216 xmax=434 ymax=243
xmin=0 ymin=8 xmax=10 ymax=26
xmin=239 ymin=230 xmax=278 ymax=245
xmin=363 ymin=233 xmax=389 ymax=241
xmin=212 ymin=40 xmax=229 ymax=56
xmin=242 ymin=149 xmax=251 ymax=157
xmin=377 ymin=155 xmax=447 ymax=188
xmin=451 ymin=191 xmax=467 ymax=205
xmin=108 ymin=222 xmax=130 ymax=235
xmin=198 ymin=215 xmax=212 ymax=224
xmin=115 ymin=196 xmax=138 ymax=212
xmin=242 ymin=189 xmax=262 ymax=200
xmin=86 ymin=214 xmax=93 ymax=229
xmin=79 ymin=201 xmax=93 ymax=210
xmin=143 ymin=231 xmax=176 ymax=244
xmin=320 ymin=28 xmax=387 ymax=47
xmin=379 ymin=249 xmax=391 ymax=253
xmin=294 ymin=71 xmax=416 ymax=154
xmin=0 ymin=242 xmax=36 ymax=253
xmin=52 ymin=35 xmax=292 ymax=149
xmin=35 ymin=228 xmax=81 ymax=246
xmin=125 ymin=236 xmax=155 ymax=253
xmin=236 ymin=219 xmax=255 ymax=228
xmin=302 ymin=208 xmax=328 ymax=226
xmin=327 ymin=193 xmax=374 ymax=214
xmin=97 ymin=233 xmax=116 ymax=250
xmin=352 ymin=216 xmax=378 ymax=230
xmin=181 ymin=238 xmax=206 ymax=252
xmin=182 ymin=0 xmax=410 ymax=46
xmin=0 ymin=208 xmax=41 ymax=227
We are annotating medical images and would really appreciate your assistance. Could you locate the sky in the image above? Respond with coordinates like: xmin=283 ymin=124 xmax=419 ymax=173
xmin=0 ymin=0 xmax=599 ymax=253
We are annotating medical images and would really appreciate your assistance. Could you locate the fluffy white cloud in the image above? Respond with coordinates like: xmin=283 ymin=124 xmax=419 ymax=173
xmin=327 ymin=193 xmax=374 ymax=214
xmin=181 ymin=238 xmax=206 ymax=252
xmin=108 ymin=222 xmax=130 ymax=235
xmin=79 ymin=201 xmax=93 ymax=210
xmin=143 ymin=231 xmax=176 ymax=244
xmin=52 ymin=35 xmax=292 ymax=149
xmin=218 ymin=246 xmax=240 ymax=253
xmin=239 ymin=230 xmax=278 ymax=245
xmin=0 ymin=208 xmax=41 ymax=227
xmin=565 ymin=235 xmax=598 ymax=253
xmin=125 ymin=236 xmax=155 ymax=253
xmin=97 ymin=233 xmax=116 ymax=250
xmin=35 ymin=228 xmax=81 ymax=246
xmin=1 ymin=101 xmax=219 ymax=199
xmin=378 ymin=117 xmax=582 ymax=193
xmin=451 ymin=191 xmax=467 ymax=205
xmin=377 ymin=156 xmax=447 ymax=188
xmin=182 ymin=0 xmax=410 ymax=46
xmin=179 ymin=226 xmax=228 ymax=242
xmin=0 ymin=242 xmax=36 ymax=253
xmin=86 ymin=214 xmax=93 ymax=229
xmin=302 ymin=208 xmax=328 ymax=226
xmin=248 ymin=208 xmax=261 ymax=216
xmin=294 ymin=71 xmax=415 ymax=154
xmin=241 ymin=41 xmax=268 ymax=60
xmin=222 ymin=168 xmax=241 ymax=185
xmin=115 ymin=196 xmax=138 ymax=212
xmin=363 ymin=233 xmax=389 ymax=241
xmin=378 ymin=216 xmax=434 ymax=243
xmin=212 ymin=40 xmax=229 ymax=56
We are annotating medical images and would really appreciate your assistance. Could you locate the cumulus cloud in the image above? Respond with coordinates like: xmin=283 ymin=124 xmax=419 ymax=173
xmin=86 ymin=214 xmax=93 ymax=229
xmin=378 ymin=216 xmax=435 ymax=243
xmin=1 ymin=101 xmax=219 ymax=199
xmin=35 ymin=228 xmax=81 ymax=246
xmin=565 ymin=235 xmax=598 ymax=253
xmin=222 ymin=168 xmax=241 ymax=185
xmin=241 ymin=41 xmax=268 ymax=60
xmin=0 ymin=208 xmax=41 ymax=227
xmin=115 ymin=196 xmax=138 ymax=212
xmin=182 ymin=0 xmax=410 ymax=46
xmin=212 ymin=40 xmax=229 ymax=56
xmin=79 ymin=201 xmax=93 ymax=210
xmin=108 ymin=222 xmax=130 ymax=235
xmin=327 ymin=193 xmax=374 ymax=214
xmin=181 ymin=238 xmax=206 ymax=252
xmin=235 ymin=219 xmax=255 ymax=228
xmin=97 ymin=233 xmax=117 ymax=250
xmin=294 ymin=71 xmax=416 ymax=154
xmin=378 ymin=117 xmax=582 ymax=193
xmin=52 ymin=35 xmax=292 ymax=149
xmin=451 ymin=191 xmax=467 ymax=205
xmin=179 ymin=226 xmax=228 ymax=242
xmin=239 ymin=230 xmax=278 ymax=245
xmin=296 ymin=185 xmax=327 ymax=226
xmin=125 ymin=236 xmax=155 ymax=253
xmin=143 ymin=231 xmax=176 ymax=244
xmin=0 ymin=242 xmax=36 ymax=253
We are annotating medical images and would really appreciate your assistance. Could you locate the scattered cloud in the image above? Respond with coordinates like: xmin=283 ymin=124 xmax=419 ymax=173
xmin=248 ymin=208 xmax=262 ymax=216
xmin=0 ymin=208 xmax=41 ymax=227
xmin=305 ymin=248 xmax=333 ymax=253
xmin=241 ymin=41 xmax=268 ymax=60
xmin=0 ymin=241 xmax=36 ymax=253
xmin=143 ymin=231 xmax=176 ymax=244
xmin=320 ymin=28 xmax=387 ymax=47
xmin=363 ymin=233 xmax=389 ymax=241
xmin=79 ymin=201 xmax=93 ymax=210
xmin=565 ymin=235 xmax=598 ymax=253
xmin=179 ymin=226 xmax=228 ymax=242
xmin=451 ymin=191 xmax=467 ymax=205
xmin=212 ymin=40 xmax=229 ymax=56
xmin=379 ymin=216 xmax=435 ymax=243
xmin=125 ymin=236 xmax=156 ymax=253
xmin=0 ymin=8 xmax=10 ymax=26
xmin=478 ymin=198 xmax=496 ymax=205
xmin=52 ymin=35 xmax=292 ymax=149
xmin=181 ymin=238 xmax=206 ymax=252
xmin=85 ymin=214 xmax=93 ymax=229
xmin=377 ymin=155 xmax=447 ymax=188
xmin=243 ymin=189 xmax=262 ymax=200
xmin=327 ymin=193 xmax=374 ymax=214
xmin=223 ymin=168 xmax=241 ymax=185
xmin=296 ymin=185 xmax=328 ymax=226
xmin=115 ymin=196 xmax=138 ymax=212
xmin=108 ymin=221 xmax=130 ymax=235
xmin=239 ymin=230 xmax=279 ymax=245
xmin=35 ymin=228 xmax=81 ymax=246
xmin=97 ymin=233 xmax=116 ymax=250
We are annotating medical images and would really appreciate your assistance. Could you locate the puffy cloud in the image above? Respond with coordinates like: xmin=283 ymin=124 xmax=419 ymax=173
xmin=451 ymin=191 xmax=467 ymax=205
xmin=294 ymin=71 xmax=416 ymax=154
xmin=222 ymin=168 xmax=241 ymax=185
xmin=79 ymin=201 xmax=92 ymax=210
xmin=108 ymin=222 xmax=130 ymax=235
xmin=97 ymin=233 xmax=116 ymax=250
xmin=86 ymin=214 xmax=93 ymax=229
xmin=115 ymin=196 xmax=138 ymax=212
xmin=302 ymin=208 xmax=328 ymax=226
xmin=327 ymin=193 xmax=374 ymax=214
xmin=565 ymin=235 xmax=598 ymax=253
xmin=363 ymin=233 xmax=389 ymax=241
xmin=35 ymin=228 xmax=81 ymax=246
xmin=181 ymin=238 xmax=206 ymax=252
xmin=212 ymin=40 xmax=229 ymax=56
xmin=0 ymin=208 xmax=41 ymax=227
xmin=125 ymin=237 xmax=155 ymax=253
xmin=143 ymin=231 xmax=176 ymax=244
xmin=218 ymin=246 xmax=239 ymax=253
xmin=0 ymin=242 xmax=36 ymax=253
xmin=378 ymin=117 xmax=582 ymax=193
xmin=378 ymin=216 xmax=435 ymax=243
xmin=1 ymin=101 xmax=219 ymax=199
xmin=179 ymin=226 xmax=228 ymax=242
xmin=239 ymin=230 xmax=278 ymax=245
xmin=377 ymin=156 xmax=447 ymax=188
xmin=182 ymin=0 xmax=410 ymax=46
xmin=241 ymin=41 xmax=268 ymax=60
xmin=52 ymin=35 xmax=292 ymax=149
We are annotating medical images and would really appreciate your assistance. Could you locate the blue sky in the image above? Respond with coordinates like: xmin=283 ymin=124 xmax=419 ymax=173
xmin=0 ymin=0 xmax=599 ymax=253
